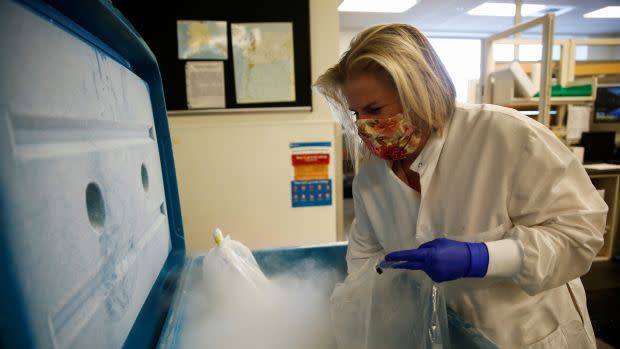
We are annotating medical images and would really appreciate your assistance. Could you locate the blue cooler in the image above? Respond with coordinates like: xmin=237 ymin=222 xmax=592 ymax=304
xmin=0 ymin=1 xmax=498 ymax=348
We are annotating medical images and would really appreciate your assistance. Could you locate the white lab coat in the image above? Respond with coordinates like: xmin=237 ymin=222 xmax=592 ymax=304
xmin=347 ymin=103 xmax=608 ymax=349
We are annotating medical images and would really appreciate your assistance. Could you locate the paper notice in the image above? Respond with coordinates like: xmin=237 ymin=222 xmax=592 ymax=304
xmin=185 ymin=61 xmax=225 ymax=109
xmin=567 ymin=105 xmax=591 ymax=141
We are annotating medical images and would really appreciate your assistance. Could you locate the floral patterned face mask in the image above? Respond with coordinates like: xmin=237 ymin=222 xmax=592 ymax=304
xmin=356 ymin=113 xmax=424 ymax=161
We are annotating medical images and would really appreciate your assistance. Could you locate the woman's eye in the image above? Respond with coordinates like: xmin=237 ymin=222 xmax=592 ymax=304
xmin=368 ymin=107 xmax=382 ymax=115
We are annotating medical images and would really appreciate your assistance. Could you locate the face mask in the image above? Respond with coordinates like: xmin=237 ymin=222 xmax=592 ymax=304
xmin=356 ymin=113 xmax=424 ymax=161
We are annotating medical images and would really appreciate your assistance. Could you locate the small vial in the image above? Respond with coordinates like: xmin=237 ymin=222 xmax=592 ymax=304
xmin=375 ymin=260 xmax=402 ymax=274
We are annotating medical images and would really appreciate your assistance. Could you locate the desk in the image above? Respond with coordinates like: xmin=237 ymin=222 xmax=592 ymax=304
xmin=585 ymin=167 xmax=620 ymax=261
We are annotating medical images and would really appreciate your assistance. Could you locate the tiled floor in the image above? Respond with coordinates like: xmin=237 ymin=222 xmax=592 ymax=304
xmin=342 ymin=198 xmax=620 ymax=348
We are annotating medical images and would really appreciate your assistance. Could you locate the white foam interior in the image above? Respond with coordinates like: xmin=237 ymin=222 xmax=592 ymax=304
xmin=0 ymin=2 xmax=172 ymax=348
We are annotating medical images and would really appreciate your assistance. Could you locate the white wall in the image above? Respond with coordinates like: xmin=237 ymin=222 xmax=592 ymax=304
xmin=340 ymin=29 xmax=359 ymax=55
xmin=169 ymin=0 xmax=342 ymax=254
xmin=583 ymin=44 xmax=620 ymax=60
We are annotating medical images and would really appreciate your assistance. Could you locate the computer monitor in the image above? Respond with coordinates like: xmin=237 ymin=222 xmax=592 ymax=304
xmin=580 ymin=131 xmax=616 ymax=163
xmin=594 ymin=85 xmax=620 ymax=123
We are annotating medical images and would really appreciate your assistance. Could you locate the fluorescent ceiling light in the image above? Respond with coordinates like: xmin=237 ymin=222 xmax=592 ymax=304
xmin=338 ymin=0 xmax=419 ymax=13
xmin=584 ymin=6 xmax=620 ymax=18
xmin=467 ymin=2 xmax=547 ymax=17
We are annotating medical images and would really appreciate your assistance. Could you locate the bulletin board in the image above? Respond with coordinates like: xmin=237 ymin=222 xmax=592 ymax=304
xmin=112 ymin=1 xmax=312 ymax=111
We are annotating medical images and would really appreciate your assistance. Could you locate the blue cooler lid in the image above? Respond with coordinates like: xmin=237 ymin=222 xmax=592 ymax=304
xmin=0 ymin=1 xmax=186 ymax=348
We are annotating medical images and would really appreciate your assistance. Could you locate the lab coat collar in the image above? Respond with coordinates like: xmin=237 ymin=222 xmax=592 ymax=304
xmin=410 ymin=112 xmax=453 ymax=179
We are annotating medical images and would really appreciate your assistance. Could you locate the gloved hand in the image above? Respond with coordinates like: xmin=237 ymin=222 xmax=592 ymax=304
xmin=384 ymin=238 xmax=489 ymax=283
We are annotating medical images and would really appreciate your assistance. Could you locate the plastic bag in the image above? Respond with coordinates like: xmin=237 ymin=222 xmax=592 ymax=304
xmin=201 ymin=228 xmax=268 ymax=299
xmin=330 ymin=256 xmax=451 ymax=349
xmin=191 ymin=228 xmax=336 ymax=349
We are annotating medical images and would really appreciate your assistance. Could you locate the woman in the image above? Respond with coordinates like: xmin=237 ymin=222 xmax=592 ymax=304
xmin=315 ymin=23 xmax=607 ymax=349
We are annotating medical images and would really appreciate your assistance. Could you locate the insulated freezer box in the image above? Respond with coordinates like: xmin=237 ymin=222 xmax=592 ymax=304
xmin=0 ymin=1 xmax=498 ymax=348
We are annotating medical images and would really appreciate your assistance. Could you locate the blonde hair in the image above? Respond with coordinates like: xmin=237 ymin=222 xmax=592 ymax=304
xmin=314 ymin=23 xmax=455 ymax=164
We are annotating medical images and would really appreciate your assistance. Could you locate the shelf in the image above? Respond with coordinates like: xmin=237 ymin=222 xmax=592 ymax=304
xmin=575 ymin=60 xmax=620 ymax=77
xmin=502 ymin=95 xmax=595 ymax=108
xmin=481 ymin=30 xmax=618 ymax=128
xmin=496 ymin=60 xmax=620 ymax=77
xmin=498 ymin=76 xmax=598 ymax=109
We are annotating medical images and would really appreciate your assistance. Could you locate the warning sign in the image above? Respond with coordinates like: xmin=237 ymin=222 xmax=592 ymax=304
xmin=291 ymin=179 xmax=332 ymax=207
xmin=289 ymin=142 xmax=332 ymax=207
xmin=292 ymin=153 xmax=330 ymax=180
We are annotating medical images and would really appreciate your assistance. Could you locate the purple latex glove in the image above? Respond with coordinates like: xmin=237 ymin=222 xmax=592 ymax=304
xmin=384 ymin=238 xmax=489 ymax=283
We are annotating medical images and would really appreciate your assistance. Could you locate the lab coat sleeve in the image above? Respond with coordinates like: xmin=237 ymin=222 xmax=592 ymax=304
xmin=486 ymin=238 xmax=523 ymax=277
xmin=506 ymin=126 xmax=608 ymax=295
xmin=346 ymin=178 xmax=384 ymax=275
